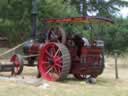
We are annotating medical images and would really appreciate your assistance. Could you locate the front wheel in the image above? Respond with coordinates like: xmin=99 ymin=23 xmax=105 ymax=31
xmin=10 ymin=54 xmax=24 ymax=75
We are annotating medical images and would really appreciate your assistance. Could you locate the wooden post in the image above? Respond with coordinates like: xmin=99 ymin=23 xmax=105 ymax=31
xmin=114 ymin=52 xmax=119 ymax=79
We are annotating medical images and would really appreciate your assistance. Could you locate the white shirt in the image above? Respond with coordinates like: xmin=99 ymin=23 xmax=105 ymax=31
xmin=82 ymin=37 xmax=90 ymax=46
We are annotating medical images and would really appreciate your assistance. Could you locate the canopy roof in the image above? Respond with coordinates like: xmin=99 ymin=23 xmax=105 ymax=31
xmin=43 ymin=16 xmax=114 ymax=24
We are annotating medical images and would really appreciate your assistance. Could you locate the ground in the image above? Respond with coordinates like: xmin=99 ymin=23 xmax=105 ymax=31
xmin=0 ymin=55 xmax=128 ymax=96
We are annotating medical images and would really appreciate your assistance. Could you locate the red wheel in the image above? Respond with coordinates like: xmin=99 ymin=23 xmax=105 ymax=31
xmin=47 ymin=26 xmax=66 ymax=43
xmin=10 ymin=54 xmax=24 ymax=75
xmin=38 ymin=43 xmax=71 ymax=81
xmin=74 ymin=74 xmax=87 ymax=80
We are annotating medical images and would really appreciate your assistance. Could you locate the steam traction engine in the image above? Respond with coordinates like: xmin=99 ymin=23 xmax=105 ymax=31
xmin=11 ymin=16 xmax=113 ymax=81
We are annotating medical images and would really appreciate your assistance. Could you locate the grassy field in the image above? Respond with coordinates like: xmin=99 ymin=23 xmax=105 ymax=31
xmin=0 ymin=55 xmax=128 ymax=96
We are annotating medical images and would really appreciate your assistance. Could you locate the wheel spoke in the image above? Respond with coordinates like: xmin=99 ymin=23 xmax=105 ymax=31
xmin=51 ymin=45 xmax=56 ymax=55
xmin=45 ymin=67 xmax=53 ymax=75
xmin=14 ymin=63 xmax=19 ymax=72
xmin=15 ymin=61 xmax=18 ymax=66
xmin=50 ymin=31 xmax=57 ymax=40
xmin=42 ymin=61 xmax=49 ymax=65
xmin=53 ymin=66 xmax=58 ymax=73
xmin=49 ymin=30 xmax=61 ymax=43
xmin=16 ymin=67 xmax=19 ymax=72
xmin=46 ymin=64 xmax=52 ymax=69
xmin=45 ymin=50 xmax=52 ymax=57
xmin=15 ymin=58 xmax=19 ymax=65
xmin=57 ymin=67 xmax=61 ymax=73
xmin=48 ymin=45 xmax=56 ymax=57
xmin=56 ymin=57 xmax=62 ymax=63
xmin=55 ymin=63 xmax=62 ymax=68
xmin=54 ymin=49 xmax=60 ymax=57
xmin=52 ymin=31 xmax=57 ymax=38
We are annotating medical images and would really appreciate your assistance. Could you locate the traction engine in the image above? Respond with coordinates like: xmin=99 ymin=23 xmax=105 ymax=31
xmin=10 ymin=16 xmax=113 ymax=81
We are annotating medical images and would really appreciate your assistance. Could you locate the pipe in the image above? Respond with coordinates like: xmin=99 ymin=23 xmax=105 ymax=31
xmin=32 ymin=0 xmax=37 ymax=39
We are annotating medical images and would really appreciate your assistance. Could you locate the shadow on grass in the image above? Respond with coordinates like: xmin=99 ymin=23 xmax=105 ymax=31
xmin=60 ymin=77 xmax=82 ymax=83
xmin=59 ymin=76 xmax=117 ymax=87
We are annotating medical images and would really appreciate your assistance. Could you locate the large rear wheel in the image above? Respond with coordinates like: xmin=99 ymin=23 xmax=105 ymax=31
xmin=38 ymin=43 xmax=71 ymax=81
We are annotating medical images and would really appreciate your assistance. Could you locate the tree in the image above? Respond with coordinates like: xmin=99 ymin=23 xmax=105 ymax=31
xmin=92 ymin=0 xmax=128 ymax=17
xmin=68 ymin=0 xmax=128 ymax=17
xmin=0 ymin=0 xmax=78 ymax=46
xmin=0 ymin=0 xmax=8 ymax=9
xmin=92 ymin=18 xmax=128 ymax=53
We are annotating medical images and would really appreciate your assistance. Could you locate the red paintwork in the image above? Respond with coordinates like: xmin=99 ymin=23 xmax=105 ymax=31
xmin=43 ymin=16 xmax=113 ymax=24
xmin=38 ymin=43 xmax=63 ymax=81
xmin=10 ymin=54 xmax=21 ymax=74
xmin=24 ymin=43 xmax=40 ymax=64
xmin=70 ymin=47 xmax=103 ymax=77
xmin=26 ymin=16 xmax=112 ymax=81
xmin=28 ymin=43 xmax=40 ymax=54
xmin=24 ymin=39 xmax=104 ymax=81
xmin=27 ymin=41 xmax=104 ymax=80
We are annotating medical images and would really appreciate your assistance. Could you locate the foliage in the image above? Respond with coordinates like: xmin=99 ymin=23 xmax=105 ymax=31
xmin=0 ymin=0 xmax=78 ymax=46
xmin=69 ymin=0 xmax=128 ymax=17
xmin=0 ymin=0 xmax=32 ymax=46
xmin=0 ymin=0 xmax=128 ymax=54
xmin=92 ymin=18 xmax=128 ymax=54
xmin=93 ymin=0 xmax=128 ymax=17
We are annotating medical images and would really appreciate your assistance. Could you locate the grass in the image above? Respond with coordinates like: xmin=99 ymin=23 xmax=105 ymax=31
xmin=0 ymin=75 xmax=128 ymax=96
xmin=0 ymin=52 xmax=128 ymax=96
xmin=0 ymin=69 xmax=128 ymax=96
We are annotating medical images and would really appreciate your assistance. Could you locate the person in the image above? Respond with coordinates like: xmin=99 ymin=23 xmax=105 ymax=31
xmin=82 ymin=37 xmax=90 ymax=46
xmin=72 ymin=33 xmax=84 ymax=57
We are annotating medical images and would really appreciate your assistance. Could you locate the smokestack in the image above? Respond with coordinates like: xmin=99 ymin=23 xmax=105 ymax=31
xmin=32 ymin=0 xmax=37 ymax=39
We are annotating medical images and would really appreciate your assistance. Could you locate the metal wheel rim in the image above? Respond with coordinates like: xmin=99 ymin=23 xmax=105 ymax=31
xmin=38 ymin=43 xmax=71 ymax=81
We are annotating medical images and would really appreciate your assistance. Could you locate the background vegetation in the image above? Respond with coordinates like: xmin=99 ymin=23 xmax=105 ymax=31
xmin=0 ymin=0 xmax=128 ymax=54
